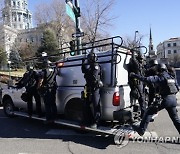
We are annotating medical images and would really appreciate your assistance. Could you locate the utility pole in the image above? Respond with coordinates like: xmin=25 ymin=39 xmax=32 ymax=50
xmin=134 ymin=30 xmax=139 ymax=48
xmin=74 ymin=0 xmax=82 ymax=55
xmin=7 ymin=60 xmax=11 ymax=80
xmin=65 ymin=0 xmax=82 ymax=55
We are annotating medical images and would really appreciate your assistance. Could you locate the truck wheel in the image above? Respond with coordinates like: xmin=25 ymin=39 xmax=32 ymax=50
xmin=3 ymin=98 xmax=15 ymax=118
xmin=65 ymin=99 xmax=84 ymax=122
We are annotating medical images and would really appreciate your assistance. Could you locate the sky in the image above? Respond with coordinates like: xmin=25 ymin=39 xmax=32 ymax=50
xmin=28 ymin=0 xmax=180 ymax=50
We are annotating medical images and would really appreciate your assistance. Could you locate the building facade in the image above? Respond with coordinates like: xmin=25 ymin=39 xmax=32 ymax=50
xmin=0 ymin=24 xmax=18 ymax=55
xmin=0 ymin=0 xmax=34 ymax=55
xmin=156 ymin=37 xmax=180 ymax=59
xmin=2 ymin=0 xmax=32 ymax=30
xmin=0 ymin=0 xmax=72 ymax=58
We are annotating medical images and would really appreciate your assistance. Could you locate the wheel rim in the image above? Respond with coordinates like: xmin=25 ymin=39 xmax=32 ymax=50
xmin=5 ymin=103 xmax=14 ymax=115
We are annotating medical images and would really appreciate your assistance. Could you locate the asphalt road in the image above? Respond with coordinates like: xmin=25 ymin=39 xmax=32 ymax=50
xmin=0 ymin=92 xmax=180 ymax=154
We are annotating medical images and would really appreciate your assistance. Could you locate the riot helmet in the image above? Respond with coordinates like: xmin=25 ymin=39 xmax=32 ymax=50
xmin=87 ymin=52 xmax=98 ymax=63
xmin=42 ymin=59 xmax=51 ymax=69
xmin=136 ymin=53 xmax=144 ymax=63
xmin=149 ymin=59 xmax=158 ymax=67
xmin=26 ymin=65 xmax=33 ymax=71
xmin=157 ymin=63 xmax=167 ymax=72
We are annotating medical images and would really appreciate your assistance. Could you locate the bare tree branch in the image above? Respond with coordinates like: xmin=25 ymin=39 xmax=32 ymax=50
xmin=81 ymin=0 xmax=116 ymax=44
xmin=34 ymin=0 xmax=74 ymax=48
xmin=123 ymin=34 xmax=145 ymax=49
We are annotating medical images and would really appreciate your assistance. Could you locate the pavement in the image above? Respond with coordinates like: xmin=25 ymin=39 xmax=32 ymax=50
xmin=176 ymin=91 xmax=180 ymax=105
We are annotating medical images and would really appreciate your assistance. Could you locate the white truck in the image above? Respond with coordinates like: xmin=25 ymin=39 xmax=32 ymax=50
xmin=55 ymin=47 xmax=133 ymax=123
xmin=2 ymin=36 xmax=140 ymax=128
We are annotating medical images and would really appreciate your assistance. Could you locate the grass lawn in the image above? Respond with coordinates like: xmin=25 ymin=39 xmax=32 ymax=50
xmin=0 ymin=69 xmax=25 ymax=77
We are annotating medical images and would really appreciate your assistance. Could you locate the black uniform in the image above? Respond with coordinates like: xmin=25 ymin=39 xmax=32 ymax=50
xmin=82 ymin=53 xmax=103 ymax=126
xmin=17 ymin=69 xmax=42 ymax=117
xmin=145 ymin=65 xmax=158 ymax=106
xmin=166 ymin=64 xmax=176 ymax=78
xmin=131 ymin=70 xmax=180 ymax=135
xmin=39 ymin=66 xmax=58 ymax=122
xmin=128 ymin=54 xmax=146 ymax=117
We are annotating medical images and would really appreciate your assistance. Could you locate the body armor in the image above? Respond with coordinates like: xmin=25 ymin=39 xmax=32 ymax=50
xmin=42 ymin=68 xmax=57 ymax=88
xmin=82 ymin=63 xmax=102 ymax=90
xmin=160 ymin=72 xmax=178 ymax=96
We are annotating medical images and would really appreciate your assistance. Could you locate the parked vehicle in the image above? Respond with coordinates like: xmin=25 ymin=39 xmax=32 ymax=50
xmin=2 ymin=36 xmax=142 ymax=125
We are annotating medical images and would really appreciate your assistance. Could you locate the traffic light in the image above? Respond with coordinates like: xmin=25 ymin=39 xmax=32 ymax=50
xmin=69 ymin=40 xmax=76 ymax=56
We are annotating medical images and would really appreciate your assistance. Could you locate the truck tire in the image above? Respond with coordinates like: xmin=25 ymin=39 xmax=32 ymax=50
xmin=65 ymin=98 xmax=84 ymax=122
xmin=3 ymin=98 xmax=15 ymax=118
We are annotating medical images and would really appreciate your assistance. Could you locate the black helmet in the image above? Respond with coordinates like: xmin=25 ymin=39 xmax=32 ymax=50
xmin=136 ymin=53 xmax=144 ymax=63
xmin=137 ymin=53 xmax=143 ymax=59
xmin=87 ymin=52 xmax=97 ymax=62
xmin=26 ymin=65 xmax=33 ymax=71
xmin=157 ymin=63 xmax=167 ymax=72
xmin=149 ymin=59 xmax=158 ymax=67
xmin=42 ymin=59 xmax=51 ymax=68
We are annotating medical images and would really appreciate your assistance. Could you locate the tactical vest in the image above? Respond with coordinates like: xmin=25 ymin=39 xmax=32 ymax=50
xmin=42 ymin=68 xmax=57 ymax=88
xmin=160 ymin=72 xmax=178 ymax=96
xmin=84 ymin=63 xmax=101 ymax=88
xmin=27 ymin=71 xmax=37 ymax=88
xmin=22 ymin=70 xmax=37 ymax=90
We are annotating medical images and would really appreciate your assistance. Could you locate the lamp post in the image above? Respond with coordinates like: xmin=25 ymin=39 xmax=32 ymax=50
xmin=134 ymin=30 xmax=139 ymax=47
xmin=8 ymin=60 xmax=11 ymax=79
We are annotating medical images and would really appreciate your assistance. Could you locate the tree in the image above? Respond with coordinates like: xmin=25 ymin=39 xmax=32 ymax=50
xmin=14 ymin=42 xmax=38 ymax=61
xmin=34 ymin=0 xmax=74 ymax=49
xmin=37 ymin=28 xmax=59 ymax=62
xmin=81 ymin=0 xmax=116 ymax=44
xmin=9 ymin=50 xmax=22 ymax=69
xmin=123 ymin=34 xmax=144 ymax=49
xmin=34 ymin=0 xmax=116 ymax=48
xmin=169 ymin=54 xmax=180 ymax=67
xmin=0 ymin=46 xmax=7 ymax=67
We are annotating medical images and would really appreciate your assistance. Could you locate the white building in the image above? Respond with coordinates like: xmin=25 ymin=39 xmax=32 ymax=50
xmin=0 ymin=0 xmax=34 ymax=55
xmin=16 ymin=26 xmax=43 ymax=47
xmin=156 ymin=37 xmax=180 ymax=59
xmin=0 ymin=0 xmax=71 ymax=58
xmin=0 ymin=24 xmax=18 ymax=55
xmin=2 ymin=0 xmax=32 ymax=30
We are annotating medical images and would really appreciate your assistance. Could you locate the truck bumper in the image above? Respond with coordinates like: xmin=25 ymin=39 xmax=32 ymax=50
xmin=113 ymin=109 xmax=132 ymax=122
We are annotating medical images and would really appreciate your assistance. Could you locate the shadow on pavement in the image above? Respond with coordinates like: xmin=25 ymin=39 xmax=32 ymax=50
xmin=0 ymin=108 xmax=114 ymax=149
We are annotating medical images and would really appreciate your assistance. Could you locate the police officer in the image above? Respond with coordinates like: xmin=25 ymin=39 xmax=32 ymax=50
xmin=131 ymin=63 xmax=180 ymax=136
xmin=82 ymin=52 xmax=103 ymax=128
xmin=128 ymin=52 xmax=146 ymax=118
xmin=38 ymin=59 xmax=59 ymax=123
xmin=166 ymin=63 xmax=176 ymax=78
xmin=145 ymin=59 xmax=159 ymax=106
xmin=16 ymin=65 xmax=42 ymax=117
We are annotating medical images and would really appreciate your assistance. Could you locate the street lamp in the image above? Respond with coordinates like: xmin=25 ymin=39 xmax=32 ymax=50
xmin=8 ymin=60 xmax=11 ymax=79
